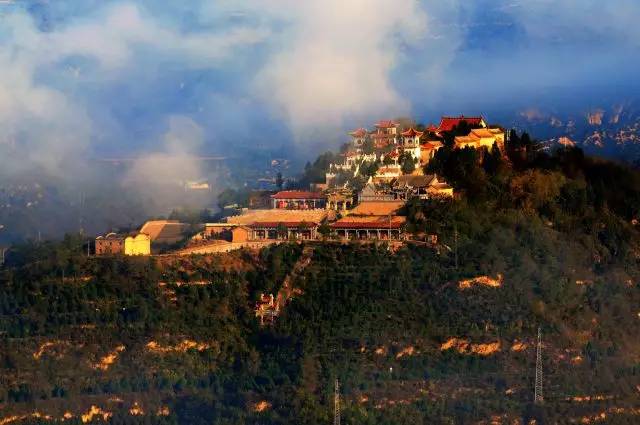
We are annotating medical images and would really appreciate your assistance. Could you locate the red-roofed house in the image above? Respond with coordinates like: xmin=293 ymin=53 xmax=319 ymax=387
xmin=426 ymin=124 xmax=438 ymax=133
xmin=383 ymin=149 xmax=400 ymax=166
xmin=271 ymin=191 xmax=327 ymax=209
xmin=375 ymin=120 xmax=400 ymax=131
xmin=420 ymin=140 xmax=443 ymax=165
xmin=372 ymin=120 xmax=399 ymax=148
xmin=437 ymin=115 xmax=487 ymax=133
xmin=400 ymin=128 xmax=424 ymax=160
xmin=349 ymin=128 xmax=368 ymax=147
xmin=343 ymin=150 xmax=360 ymax=168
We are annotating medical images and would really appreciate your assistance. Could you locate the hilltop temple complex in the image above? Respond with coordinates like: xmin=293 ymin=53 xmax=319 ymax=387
xmin=95 ymin=115 xmax=506 ymax=255
xmin=198 ymin=115 xmax=504 ymax=246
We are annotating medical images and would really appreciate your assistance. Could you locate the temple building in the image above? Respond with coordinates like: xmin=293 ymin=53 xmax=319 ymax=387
xmin=454 ymin=128 xmax=504 ymax=151
xmin=372 ymin=165 xmax=402 ymax=183
xmin=330 ymin=216 xmax=406 ymax=240
xmin=326 ymin=188 xmax=355 ymax=211
xmin=140 ymin=220 xmax=190 ymax=244
xmin=400 ymin=128 xmax=423 ymax=160
xmin=202 ymin=223 xmax=239 ymax=240
xmin=420 ymin=140 xmax=444 ymax=166
xmin=436 ymin=115 xmax=487 ymax=134
xmin=95 ymin=233 xmax=125 ymax=255
xmin=393 ymin=174 xmax=453 ymax=200
xmin=203 ymin=208 xmax=329 ymax=243
xmin=124 ymin=233 xmax=151 ymax=256
xmin=359 ymin=181 xmax=395 ymax=203
xmin=95 ymin=232 xmax=150 ymax=256
xmin=349 ymin=128 xmax=368 ymax=149
xmin=271 ymin=191 xmax=326 ymax=209
xmin=427 ymin=180 xmax=455 ymax=198
xmin=248 ymin=221 xmax=319 ymax=241
xmin=330 ymin=201 xmax=406 ymax=240
xmin=371 ymin=120 xmax=399 ymax=148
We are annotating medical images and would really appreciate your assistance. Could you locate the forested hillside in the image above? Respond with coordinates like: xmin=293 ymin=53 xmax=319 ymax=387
xmin=2 ymin=142 xmax=640 ymax=424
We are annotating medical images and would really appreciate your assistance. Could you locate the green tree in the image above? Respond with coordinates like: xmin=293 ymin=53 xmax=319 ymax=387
xmin=317 ymin=221 xmax=332 ymax=239
xmin=276 ymin=222 xmax=289 ymax=240
xmin=400 ymin=152 xmax=416 ymax=175
xmin=362 ymin=135 xmax=375 ymax=155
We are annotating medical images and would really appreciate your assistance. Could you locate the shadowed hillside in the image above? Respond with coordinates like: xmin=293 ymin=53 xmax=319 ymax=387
xmin=2 ymin=143 xmax=640 ymax=424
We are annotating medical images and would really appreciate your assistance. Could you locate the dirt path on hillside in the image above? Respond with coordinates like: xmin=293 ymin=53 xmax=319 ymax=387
xmin=274 ymin=245 xmax=314 ymax=313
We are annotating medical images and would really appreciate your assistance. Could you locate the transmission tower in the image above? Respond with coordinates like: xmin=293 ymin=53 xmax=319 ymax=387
xmin=334 ymin=379 xmax=340 ymax=425
xmin=534 ymin=327 xmax=544 ymax=404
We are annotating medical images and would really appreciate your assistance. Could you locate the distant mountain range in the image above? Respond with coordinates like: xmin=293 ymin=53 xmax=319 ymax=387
xmin=509 ymin=100 xmax=640 ymax=164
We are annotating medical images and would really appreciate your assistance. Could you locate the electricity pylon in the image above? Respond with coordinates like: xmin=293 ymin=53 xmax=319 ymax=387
xmin=534 ymin=327 xmax=544 ymax=404
xmin=334 ymin=379 xmax=340 ymax=425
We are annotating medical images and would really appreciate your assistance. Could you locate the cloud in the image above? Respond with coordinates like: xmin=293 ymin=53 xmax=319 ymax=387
xmin=45 ymin=4 xmax=269 ymax=70
xmin=409 ymin=0 xmax=640 ymax=120
xmin=0 ymin=2 xmax=269 ymax=178
xmin=247 ymin=0 xmax=430 ymax=136
xmin=513 ymin=0 xmax=640 ymax=46
xmin=0 ymin=20 xmax=91 ymax=177
xmin=120 ymin=115 xmax=225 ymax=216
xmin=125 ymin=115 xmax=205 ymax=186
xmin=1 ymin=0 xmax=640 ymax=177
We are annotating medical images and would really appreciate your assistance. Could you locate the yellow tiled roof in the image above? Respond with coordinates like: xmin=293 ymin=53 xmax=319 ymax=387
xmin=455 ymin=135 xmax=479 ymax=144
xmin=140 ymin=220 xmax=189 ymax=242
xmin=226 ymin=209 xmax=329 ymax=225
xmin=471 ymin=129 xmax=496 ymax=138
xmin=350 ymin=201 xmax=404 ymax=216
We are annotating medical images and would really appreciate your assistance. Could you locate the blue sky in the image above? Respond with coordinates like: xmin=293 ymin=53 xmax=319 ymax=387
xmin=1 ymin=0 xmax=639 ymax=177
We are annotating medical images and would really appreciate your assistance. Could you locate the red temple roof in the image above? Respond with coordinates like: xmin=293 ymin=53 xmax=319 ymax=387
xmin=375 ymin=120 xmax=399 ymax=129
xmin=438 ymin=115 xmax=484 ymax=133
xmin=349 ymin=128 xmax=367 ymax=137
xmin=271 ymin=191 xmax=326 ymax=200
xmin=401 ymin=128 xmax=424 ymax=137
xmin=426 ymin=124 xmax=438 ymax=132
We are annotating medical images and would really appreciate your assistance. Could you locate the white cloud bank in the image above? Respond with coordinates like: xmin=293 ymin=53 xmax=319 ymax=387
xmin=246 ymin=0 xmax=430 ymax=136
xmin=1 ymin=0 xmax=639 ymax=178
xmin=125 ymin=115 xmax=206 ymax=188
xmin=0 ymin=3 xmax=268 ymax=177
